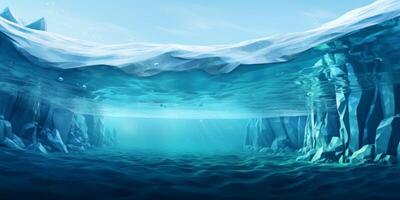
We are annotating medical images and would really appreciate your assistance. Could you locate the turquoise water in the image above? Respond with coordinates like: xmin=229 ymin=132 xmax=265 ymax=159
xmin=1 ymin=149 xmax=399 ymax=200
xmin=0 ymin=1 xmax=399 ymax=119
xmin=1 ymin=1 xmax=400 ymax=200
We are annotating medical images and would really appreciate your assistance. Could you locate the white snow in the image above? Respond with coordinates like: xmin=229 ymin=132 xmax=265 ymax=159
xmin=0 ymin=0 xmax=399 ymax=76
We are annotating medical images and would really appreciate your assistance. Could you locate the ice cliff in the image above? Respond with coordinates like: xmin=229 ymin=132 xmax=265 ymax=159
xmin=0 ymin=8 xmax=115 ymax=153
xmin=0 ymin=89 xmax=117 ymax=153
xmin=246 ymin=0 xmax=400 ymax=164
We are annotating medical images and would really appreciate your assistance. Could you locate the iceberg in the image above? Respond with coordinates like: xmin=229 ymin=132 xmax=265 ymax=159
xmin=0 ymin=0 xmax=399 ymax=162
xmin=0 ymin=1 xmax=399 ymax=119
xmin=1 ymin=1 xmax=400 ymax=199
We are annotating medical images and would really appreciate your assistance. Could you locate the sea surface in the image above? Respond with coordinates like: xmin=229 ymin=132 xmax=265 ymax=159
xmin=1 ymin=1 xmax=399 ymax=119
xmin=1 ymin=148 xmax=400 ymax=200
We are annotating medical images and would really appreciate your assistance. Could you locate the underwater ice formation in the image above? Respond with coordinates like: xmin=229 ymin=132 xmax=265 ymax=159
xmin=0 ymin=9 xmax=116 ymax=153
xmin=0 ymin=0 xmax=399 ymax=119
xmin=245 ymin=117 xmax=306 ymax=152
xmin=0 ymin=90 xmax=117 ymax=153
xmin=0 ymin=0 xmax=400 ymax=162
xmin=246 ymin=0 xmax=400 ymax=164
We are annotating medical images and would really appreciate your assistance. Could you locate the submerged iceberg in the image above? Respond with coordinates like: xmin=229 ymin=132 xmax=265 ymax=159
xmin=0 ymin=0 xmax=399 ymax=118
xmin=0 ymin=0 xmax=400 ymax=162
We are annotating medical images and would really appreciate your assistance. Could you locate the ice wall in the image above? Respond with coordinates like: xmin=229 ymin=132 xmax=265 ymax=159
xmin=246 ymin=17 xmax=400 ymax=164
xmin=245 ymin=117 xmax=306 ymax=152
xmin=0 ymin=10 xmax=115 ymax=154
xmin=0 ymin=91 xmax=116 ymax=153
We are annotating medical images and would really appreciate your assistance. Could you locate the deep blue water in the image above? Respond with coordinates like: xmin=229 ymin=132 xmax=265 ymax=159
xmin=1 ymin=149 xmax=400 ymax=200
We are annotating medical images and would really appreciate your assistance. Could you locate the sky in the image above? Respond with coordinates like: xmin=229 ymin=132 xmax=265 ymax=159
xmin=0 ymin=0 xmax=375 ymax=45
